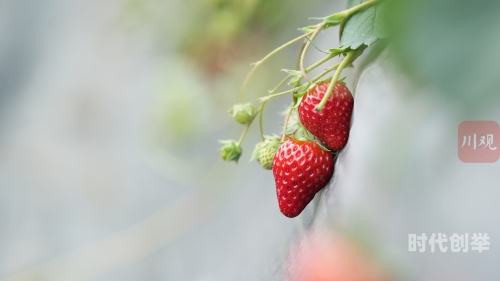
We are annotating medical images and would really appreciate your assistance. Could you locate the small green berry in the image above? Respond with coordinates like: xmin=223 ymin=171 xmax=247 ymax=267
xmin=229 ymin=103 xmax=255 ymax=125
xmin=258 ymin=145 xmax=275 ymax=170
xmin=219 ymin=140 xmax=242 ymax=162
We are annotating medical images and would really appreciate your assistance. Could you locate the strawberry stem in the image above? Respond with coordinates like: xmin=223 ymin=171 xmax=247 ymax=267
xmin=260 ymin=61 xmax=341 ymax=103
xmin=258 ymin=101 xmax=266 ymax=141
xmin=344 ymin=0 xmax=379 ymax=18
xmin=269 ymin=74 xmax=293 ymax=95
xmin=315 ymin=50 xmax=356 ymax=111
xmin=281 ymin=104 xmax=294 ymax=141
xmin=259 ymin=89 xmax=295 ymax=102
xmin=266 ymin=53 xmax=339 ymax=100
xmin=299 ymin=23 xmax=325 ymax=84
xmin=311 ymin=62 xmax=341 ymax=83
xmin=239 ymin=32 xmax=313 ymax=103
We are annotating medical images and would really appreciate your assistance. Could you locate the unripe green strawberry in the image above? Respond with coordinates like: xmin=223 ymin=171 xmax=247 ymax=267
xmin=229 ymin=103 xmax=255 ymax=124
xmin=219 ymin=140 xmax=242 ymax=162
xmin=258 ymin=145 xmax=276 ymax=170
xmin=251 ymin=136 xmax=281 ymax=170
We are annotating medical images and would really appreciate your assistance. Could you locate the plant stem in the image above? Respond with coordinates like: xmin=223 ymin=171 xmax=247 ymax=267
xmin=281 ymin=103 xmax=294 ymax=141
xmin=269 ymin=75 xmax=292 ymax=95
xmin=260 ymin=61 xmax=341 ymax=103
xmin=345 ymin=0 xmax=379 ymax=18
xmin=239 ymin=32 xmax=313 ymax=102
xmin=260 ymin=89 xmax=295 ymax=102
xmin=315 ymin=50 xmax=356 ymax=111
xmin=267 ymin=52 xmax=337 ymax=97
xmin=311 ymin=62 xmax=340 ymax=83
xmin=237 ymin=105 xmax=263 ymax=145
xmin=258 ymin=101 xmax=266 ymax=141
xmin=299 ymin=23 xmax=325 ymax=84
xmin=308 ymin=53 xmax=336 ymax=71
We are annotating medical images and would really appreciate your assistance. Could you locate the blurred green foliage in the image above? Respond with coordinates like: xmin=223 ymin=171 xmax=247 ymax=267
xmin=123 ymin=0 xmax=329 ymax=74
xmin=382 ymin=0 xmax=500 ymax=110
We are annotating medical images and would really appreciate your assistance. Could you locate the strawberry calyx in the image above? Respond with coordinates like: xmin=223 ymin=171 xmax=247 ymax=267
xmin=251 ymin=135 xmax=282 ymax=162
xmin=219 ymin=140 xmax=243 ymax=162
xmin=285 ymin=134 xmax=331 ymax=153
xmin=228 ymin=103 xmax=256 ymax=125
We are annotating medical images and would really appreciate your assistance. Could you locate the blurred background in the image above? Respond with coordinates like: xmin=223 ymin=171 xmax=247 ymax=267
xmin=2 ymin=0 xmax=500 ymax=280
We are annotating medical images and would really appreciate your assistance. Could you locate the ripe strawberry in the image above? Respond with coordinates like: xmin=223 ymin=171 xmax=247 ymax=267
xmin=298 ymin=81 xmax=354 ymax=150
xmin=272 ymin=139 xmax=334 ymax=218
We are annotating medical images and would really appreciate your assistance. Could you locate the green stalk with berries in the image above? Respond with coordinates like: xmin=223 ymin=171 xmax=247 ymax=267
xmin=219 ymin=0 xmax=385 ymax=217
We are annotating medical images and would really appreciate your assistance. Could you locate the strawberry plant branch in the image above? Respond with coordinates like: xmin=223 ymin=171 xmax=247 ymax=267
xmin=265 ymin=53 xmax=339 ymax=101
xmin=260 ymin=61 xmax=341 ymax=102
xmin=239 ymin=32 xmax=313 ymax=102
xmin=230 ymin=0 xmax=382 ymax=157
xmin=297 ymin=0 xmax=380 ymax=84
xmin=256 ymin=42 xmax=309 ymax=142
xmin=299 ymin=23 xmax=325 ymax=84
xmin=259 ymin=60 xmax=340 ymax=102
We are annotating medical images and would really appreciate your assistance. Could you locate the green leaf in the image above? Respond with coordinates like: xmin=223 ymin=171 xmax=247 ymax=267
xmin=382 ymin=0 xmax=500 ymax=110
xmin=340 ymin=0 xmax=386 ymax=49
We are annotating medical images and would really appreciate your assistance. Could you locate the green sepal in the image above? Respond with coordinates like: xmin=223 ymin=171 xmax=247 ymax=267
xmin=219 ymin=140 xmax=242 ymax=162
xmin=293 ymin=83 xmax=312 ymax=98
xmin=281 ymin=69 xmax=303 ymax=87
xmin=250 ymin=142 xmax=262 ymax=162
xmin=261 ymin=135 xmax=282 ymax=148
xmin=228 ymin=103 xmax=256 ymax=125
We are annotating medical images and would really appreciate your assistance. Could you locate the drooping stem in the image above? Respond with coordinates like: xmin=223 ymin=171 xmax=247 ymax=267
xmin=239 ymin=32 xmax=313 ymax=102
xmin=299 ymin=23 xmax=325 ymax=84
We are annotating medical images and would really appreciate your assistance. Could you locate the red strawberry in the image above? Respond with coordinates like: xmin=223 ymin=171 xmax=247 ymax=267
xmin=272 ymin=139 xmax=334 ymax=218
xmin=298 ymin=81 xmax=354 ymax=150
